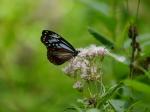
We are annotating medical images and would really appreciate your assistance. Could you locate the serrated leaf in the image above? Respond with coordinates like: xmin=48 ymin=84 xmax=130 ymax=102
xmin=88 ymin=28 xmax=114 ymax=48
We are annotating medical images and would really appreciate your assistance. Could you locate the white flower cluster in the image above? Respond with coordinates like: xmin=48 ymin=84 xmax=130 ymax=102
xmin=63 ymin=57 xmax=89 ymax=77
xmin=78 ymin=45 xmax=106 ymax=57
xmin=63 ymin=45 xmax=106 ymax=81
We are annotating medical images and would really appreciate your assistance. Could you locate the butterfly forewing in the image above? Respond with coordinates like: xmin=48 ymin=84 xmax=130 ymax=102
xmin=41 ymin=30 xmax=78 ymax=65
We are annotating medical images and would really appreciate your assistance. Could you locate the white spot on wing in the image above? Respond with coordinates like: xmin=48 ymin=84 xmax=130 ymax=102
xmin=51 ymin=34 xmax=60 ymax=38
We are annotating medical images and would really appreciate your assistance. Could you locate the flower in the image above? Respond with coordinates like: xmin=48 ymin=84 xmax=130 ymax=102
xmin=78 ymin=45 xmax=106 ymax=57
xmin=62 ymin=45 xmax=106 ymax=81
xmin=73 ymin=81 xmax=84 ymax=92
xmin=62 ymin=57 xmax=90 ymax=77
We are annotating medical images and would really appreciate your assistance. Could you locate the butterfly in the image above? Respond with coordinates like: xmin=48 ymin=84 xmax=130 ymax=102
xmin=41 ymin=30 xmax=79 ymax=65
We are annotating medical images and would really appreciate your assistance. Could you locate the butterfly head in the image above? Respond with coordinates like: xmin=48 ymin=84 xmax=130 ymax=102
xmin=73 ymin=50 xmax=80 ymax=57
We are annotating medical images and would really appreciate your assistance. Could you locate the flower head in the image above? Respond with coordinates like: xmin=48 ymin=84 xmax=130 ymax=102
xmin=78 ymin=45 xmax=106 ymax=57
xmin=62 ymin=45 xmax=106 ymax=89
xmin=73 ymin=81 xmax=84 ymax=92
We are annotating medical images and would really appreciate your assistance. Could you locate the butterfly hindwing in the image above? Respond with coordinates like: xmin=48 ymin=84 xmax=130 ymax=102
xmin=47 ymin=48 xmax=74 ymax=65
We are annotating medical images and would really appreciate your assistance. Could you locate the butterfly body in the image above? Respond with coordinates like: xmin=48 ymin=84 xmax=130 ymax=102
xmin=41 ymin=30 xmax=79 ymax=65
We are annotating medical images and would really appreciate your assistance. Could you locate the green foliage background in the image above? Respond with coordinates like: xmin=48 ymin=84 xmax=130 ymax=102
xmin=0 ymin=0 xmax=149 ymax=111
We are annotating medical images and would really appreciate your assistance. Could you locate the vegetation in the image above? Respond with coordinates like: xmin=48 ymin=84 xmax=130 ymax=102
xmin=0 ymin=0 xmax=149 ymax=112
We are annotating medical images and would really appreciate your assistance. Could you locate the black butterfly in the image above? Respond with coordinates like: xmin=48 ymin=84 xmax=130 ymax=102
xmin=41 ymin=30 xmax=79 ymax=65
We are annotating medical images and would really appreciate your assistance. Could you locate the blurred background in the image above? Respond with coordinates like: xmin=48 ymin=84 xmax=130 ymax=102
xmin=0 ymin=0 xmax=150 ymax=111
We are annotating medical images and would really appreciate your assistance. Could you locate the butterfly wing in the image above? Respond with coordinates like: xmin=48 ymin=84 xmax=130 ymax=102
xmin=41 ymin=30 xmax=78 ymax=65
xmin=47 ymin=48 xmax=74 ymax=65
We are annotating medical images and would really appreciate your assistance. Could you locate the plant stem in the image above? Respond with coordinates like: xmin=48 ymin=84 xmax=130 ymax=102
xmin=128 ymin=0 xmax=141 ymax=79
xmin=135 ymin=0 xmax=141 ymax=23
xmin=129 ymin=37 xmax=136 ymax=79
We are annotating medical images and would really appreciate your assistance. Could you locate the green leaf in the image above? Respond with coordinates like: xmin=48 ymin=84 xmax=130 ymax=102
xmin=79 ymin=0 xmax=116 ymax=33
xmin=123 ymin=79 xmax=150 ymax=95
xmin=86 ymin=108 xmax=100 ymax=112
xmin=110 ymin=99 xmax=126 ymax=112
xmin=124 ymin=33 xmax=150 ymax=52
xmin=65 ymin=104 xmax=83 ymax=112
xmin=88 ymin=28 xmax=114 ymax=48
xmin=106 ymin=52 xmax=129 ymax=65
xmin=79 ymin=0 xmax=109 ymax=16
xmin=97 ymin=82 xmax=123 ymax=108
